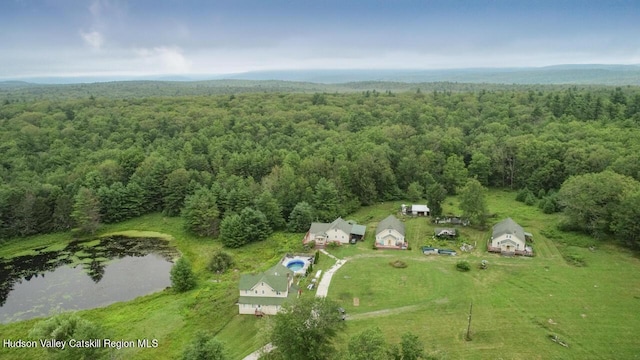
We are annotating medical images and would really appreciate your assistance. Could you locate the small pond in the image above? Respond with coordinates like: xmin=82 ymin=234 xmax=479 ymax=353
xmin=0 ymin=235 xmax=179 ymax=323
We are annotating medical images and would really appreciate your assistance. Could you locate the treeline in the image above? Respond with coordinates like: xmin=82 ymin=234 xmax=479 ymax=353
xmin=1 ymin=87 xmax=640 ymax=246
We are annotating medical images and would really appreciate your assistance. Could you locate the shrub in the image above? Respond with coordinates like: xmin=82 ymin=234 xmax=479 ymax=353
xmin=389 ymin=260 xmax=408 ymax=268
xmin=171 ymin=257 xmax=196 ymax=292
xmin=456 ymin=260 xmax=471 ymax=272
xmin=29 ymin=313 xmax=108 ymax=360
xmin=182 ymin=332 xmax=229 ymax=360
xmin=524 ymin=193 xmax=537 ymax=206
xmin=516 ymin=188 xmax=532 ymax=202
xmin=328 ymin=241 xmax=339 ymax=250
xmin=314 ymin=250 xmax=319 ymax=264
xmin=208 ymin=251 xmax=234 ymax=273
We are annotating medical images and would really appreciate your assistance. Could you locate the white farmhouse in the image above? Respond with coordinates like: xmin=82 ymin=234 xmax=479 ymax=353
xmin=489 ymin=218 xmax=533 ymax=256
xmin=238 ymin=264 xmax=298 ymax=315
xmin=375 ymin=215 xmax=407 ymax=249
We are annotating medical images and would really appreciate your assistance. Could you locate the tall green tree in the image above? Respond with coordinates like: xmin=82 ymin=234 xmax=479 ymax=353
xmin=313 ymin=178 xmax=341 ymax=222
xmin=220 ymin=213 xmax=246 ymax=248
xmin=170 ymin=257 xmax=196 ymax=292
xmin=558 ymin=171 xmax=639 ymax=237
xmin=71 ymin=187 xmax=101 ymax=234
xmin=52 ymin=193 xmax=74 ymax=231
xmin=255 ymin=191 xmax=286 ymax=230
xmin=611 ymin=190 xmax=640 ymax=248
xmin=163 ymin=168 xmax=192 ymax=217
xmin=182 ymin=187 xmax=221 ymax=237
xmin=239 ymin=207 xmax=272 ymax=243
xmin=468 ymin=152 xmax=491 ymax=186
xmin=269 ymin=297 xmax=345 ymax=360
xmin=425 ymin=183 xmax=447 ymax=217
xmin=406 ymin=182 xmax=424 ymax=202
xmin=459 ymin=178 xmax=488 ymax=227
xmin=346 ymin=327 xmax=388 ymax=360
xmin=288 ymin=202 xmax=315 ymax=232
xmin=442 ymin=155 xmax=468 ymax=194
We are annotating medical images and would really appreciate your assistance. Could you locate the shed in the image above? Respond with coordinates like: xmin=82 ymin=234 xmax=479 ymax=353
xmin=410 ymin=205 xmax=430 ymax=216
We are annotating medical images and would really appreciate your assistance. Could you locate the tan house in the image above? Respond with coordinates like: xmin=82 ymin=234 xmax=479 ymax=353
xmin=488 ymin=218 xmax=533 ymax=256
xmin=238 ymin=264 xmax=298 ymax=315
xmin=375 ymin=215 xmax=407 ymax=249
xmin=303 ymin=217 xmax=366 ymax=247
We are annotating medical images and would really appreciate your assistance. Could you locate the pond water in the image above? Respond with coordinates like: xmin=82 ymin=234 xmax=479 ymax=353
xmin=0 ymin=236 xmax=179 ymax=323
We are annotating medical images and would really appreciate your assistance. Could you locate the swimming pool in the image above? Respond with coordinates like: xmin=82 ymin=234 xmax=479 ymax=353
xmin=286 ymin=259 xmax=306 ymax=272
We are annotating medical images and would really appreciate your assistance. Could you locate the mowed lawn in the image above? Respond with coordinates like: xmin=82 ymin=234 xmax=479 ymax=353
xmin=2 ymin=190 xmax=640 ymax=359
xmin=327 ymin=191 xmax=640 ymax=359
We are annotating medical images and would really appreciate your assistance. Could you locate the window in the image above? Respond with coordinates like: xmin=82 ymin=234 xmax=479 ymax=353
xmin=255 ymin=290 xmax=258 ymax=294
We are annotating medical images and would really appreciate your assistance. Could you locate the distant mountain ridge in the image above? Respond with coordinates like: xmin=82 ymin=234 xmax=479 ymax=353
xmin=223 ymin=65 xmax=640 ymax=85
xmin=2 ymin=64 xmax=640 ymax=86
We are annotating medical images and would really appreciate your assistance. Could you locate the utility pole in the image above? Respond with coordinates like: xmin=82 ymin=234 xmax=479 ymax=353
xmin=466 ymin=302 xmax=473 ymax=341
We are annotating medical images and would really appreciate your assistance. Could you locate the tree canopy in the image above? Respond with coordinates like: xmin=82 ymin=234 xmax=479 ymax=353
xmin=2 ymin=86 xmax=640 ymax=248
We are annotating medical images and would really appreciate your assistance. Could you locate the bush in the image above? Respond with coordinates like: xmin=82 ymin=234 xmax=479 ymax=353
xmin=524 ymin=193 xmax=537 ymax=206
xmin=328 ymin=241 xmax=339 ymax=250
xmin=29 ymin=313 xmax=108 ymax=360
xmin=182 ymin=332 xmax=229 ymax=360
xmin=208 ymin=251 xmax=234 ymax=273
xmin=171 ymin=257 xmax=196 ymax=292
xmin=456 ymin=260 xmax=471 ymax=272
xmin=516 ymin=188 xmax=532 ymax=202
xmin=389 ymin=260 xmax=407 ymax=268
xmin=314 ymin=250 xmax=319 ymax=264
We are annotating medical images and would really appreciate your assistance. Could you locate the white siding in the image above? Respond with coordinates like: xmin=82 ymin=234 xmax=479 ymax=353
xmin=491 ymin=234 xmax=526 ymax=252
xmin=375 ymin=229 xmax=405 ymax=246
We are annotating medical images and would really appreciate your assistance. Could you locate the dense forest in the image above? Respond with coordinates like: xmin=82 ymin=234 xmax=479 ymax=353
xmin=1 ymin=85 xmax=640 ymax=247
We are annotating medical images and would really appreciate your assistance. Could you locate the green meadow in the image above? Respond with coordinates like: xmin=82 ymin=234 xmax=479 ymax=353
xmin=1 ymin=190 xmax=639 ymax=359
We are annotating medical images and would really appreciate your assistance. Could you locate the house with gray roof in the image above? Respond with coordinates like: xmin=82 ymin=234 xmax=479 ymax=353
xmin=488 ymin=218 xmax=533 ymax=256
xmin=238 ymin=263 xmax=298 ymax=315
xmin=303 ymin=217 xmax=366 ymax=247
xmin=375 ymin=215 xmax=407 ymax=249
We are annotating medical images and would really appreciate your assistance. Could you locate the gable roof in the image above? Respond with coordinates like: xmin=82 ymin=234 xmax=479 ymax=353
xmin=376 ymin=215 xmax=405 ymax=236
xmin=239 ymin=263 xmax=293 ymax=292
xmin=309 ymin=217 xmax=365 ymax=236
xmin=492 ymin=218 xmax=525 ymax=242
xmin=411 ymin=204 xmax=430 ymax=212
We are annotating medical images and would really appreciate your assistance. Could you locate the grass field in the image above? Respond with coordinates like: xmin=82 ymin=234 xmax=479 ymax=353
xmin=327 ymin=192 xmax=640 ymax=359
xmin=1 ymin=190 xmax=639 ymax=359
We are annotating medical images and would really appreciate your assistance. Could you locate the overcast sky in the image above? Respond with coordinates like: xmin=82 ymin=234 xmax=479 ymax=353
xmin=1 ymin=0 xmax=639 ymax=79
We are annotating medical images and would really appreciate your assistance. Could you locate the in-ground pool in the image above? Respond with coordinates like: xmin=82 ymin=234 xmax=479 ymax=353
xmin=286 ymin=260 xmax=306 ymax=272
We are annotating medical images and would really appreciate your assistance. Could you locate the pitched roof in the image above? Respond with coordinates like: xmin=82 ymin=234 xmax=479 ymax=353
xmin=239 ymin=263 xmax=293 ymax=292
xmin=351 ymin=224 xmax=366 ymax=236
xmin=492 ymin=218 xmax=525 ymax=242
xmin=376 ymin=215 xmax=405 ymax=236
xmin=238 ymin=285 xmax=299 ymax=306
xmin=411 ymin=205 xmax=430 ymax=212
xmin=309 ymin=217 xmax=363 ymax=236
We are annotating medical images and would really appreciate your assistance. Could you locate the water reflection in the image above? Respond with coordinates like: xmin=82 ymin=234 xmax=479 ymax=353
xmin=0 ymin=236 xmax=179 ymax=323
